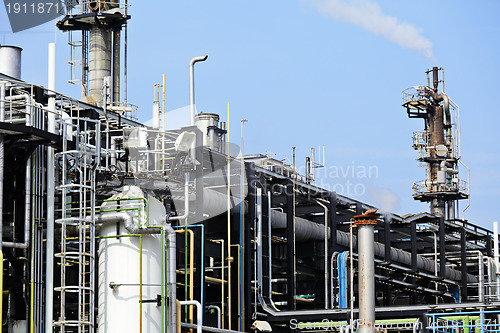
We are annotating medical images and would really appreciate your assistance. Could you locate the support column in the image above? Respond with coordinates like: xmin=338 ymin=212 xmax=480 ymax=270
xmin=244 ymin=163 xmax=256 ymax=331
xmin=439 ymin=217 xmax=446 ymax=278
xmin=328 ymin=192 xmax=337 ymax=255
xmin=461 ymin=227 xmax=468 ymax=302
xmin=286 ymin=181 xmax=296 ymax=310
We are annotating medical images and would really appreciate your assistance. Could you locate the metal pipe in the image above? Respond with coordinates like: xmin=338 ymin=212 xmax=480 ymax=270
xmin=180 ymin=301 xmax=203 ymax=333
xmin=169 ymin=173 xmax=190 ymax=221
xmin=207 ymin=305 xmax=222 ymax=329
xmin=166 ymin=225 xmax=178 ymax=333
xmin=239 ymin=119 xmax=247 ymax=331
xmin=337 ymin=251 xmax=349 ymax=308
xmin=189 ymin=55 xmax=208 ymax=126
xmin=45 ymin=42 xmax=56 ymax=333
xmin=181 ymin=322 xmax=246 ymax=333
xmin=355 ymin=210 xmax=377 ymax=333
xmin=200 ymin=187 xmax=474 ymax=282
xmin=330 ymin=252 xmax=336 ymax=309
xmin=349 ymin=222 xmax=354 ymax=327
xmin=162 ymin=74 xmax=166 ymax=132
xmin=494 ymin=221 xmax=500 ymax=297
xmin=176 ymin=229 xmax=195 ymax=327
xmin=476 ymin=251 xmax=484 ymax=303
xmin=271 ymin=209 xmax=473 ymax=281
xmin=315 ymin=199 xmax=329 ymax=309
xmin=226 ymin=102 xmax=232 ymax=330
xmin=177 ymin=300 xmax=182 ymax=333
xmin=95 ymin=211 xmax=160 ymax=234
xmin=441 ymin=94 xmax=452 ymax=145
xmin=212 ymin=239 xmax=225 ymax=329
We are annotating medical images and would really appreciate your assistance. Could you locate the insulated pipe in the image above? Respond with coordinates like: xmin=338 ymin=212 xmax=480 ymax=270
xmin=199 ymin=188 xmax=475 ymax=282
xmin=45 ymin=42 xmax=56 ymax=333
xmin=179 ymin=301 xmax=203 ymax=333
xmin=95 ymin=212 xmax=160 ymax=234
xmin=166 ymin=225 xmax=178 ymax=333
xmin=189 ymin=55 xmax=208 ymax=126
xmin=169 ymin=173 xmax=190 ymax=221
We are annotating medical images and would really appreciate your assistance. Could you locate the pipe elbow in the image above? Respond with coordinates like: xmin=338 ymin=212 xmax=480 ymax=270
xmin=189 ymin=55 xmax=208 ymax=67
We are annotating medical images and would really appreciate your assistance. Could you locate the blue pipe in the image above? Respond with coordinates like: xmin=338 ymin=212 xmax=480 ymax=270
xmin=173 ymin=224 xmax=205 ymax=324
xmin=337 ymin=251 xmax=349 ymax=308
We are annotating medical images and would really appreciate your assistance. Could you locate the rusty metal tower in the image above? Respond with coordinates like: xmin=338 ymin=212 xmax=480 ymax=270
xmin=402 ymin=67 xmax=468 ymax=219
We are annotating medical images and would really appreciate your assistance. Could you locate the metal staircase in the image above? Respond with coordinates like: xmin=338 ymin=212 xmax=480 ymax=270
xmin=54 ymin=118 xmax=100 ymax=333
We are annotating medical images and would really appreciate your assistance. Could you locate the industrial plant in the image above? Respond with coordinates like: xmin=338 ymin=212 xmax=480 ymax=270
xmin=0 ymin=1 xmax=498 ymax=333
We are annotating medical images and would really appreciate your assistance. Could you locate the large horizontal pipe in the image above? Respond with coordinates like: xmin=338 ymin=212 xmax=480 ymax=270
xmin=271 ymin=209 xmax=475 ymax=282
xmin=197 ymin=188 xmax=476 ymax=283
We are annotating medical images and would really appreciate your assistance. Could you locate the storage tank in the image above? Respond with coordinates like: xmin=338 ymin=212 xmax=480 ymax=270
xmin=0 ymin=45 xmax=22 ymax=80
xmin=97 ymin=185 xmax=166 ymax=332
xmin=195 ymin=113 xmax=220 ymax=150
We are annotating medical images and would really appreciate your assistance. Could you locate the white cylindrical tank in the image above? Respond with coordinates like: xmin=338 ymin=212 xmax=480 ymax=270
xmin=98 ymin=185 xmax=166 ymax=333
xmin=0 ymin=45 xmax=22 ymax=80
xmin=195 ymin=113 xmax=220 ymax=150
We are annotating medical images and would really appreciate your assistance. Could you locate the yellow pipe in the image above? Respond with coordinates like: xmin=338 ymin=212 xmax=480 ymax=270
xmin=239 ymin=119 xmax=247 ymax=332
xmin=212 ymin=239 xmax=225 ymax=329
xmin=162 ymin=74 xmax=166 ymax=133
xmin=176 ymin=229 xmax=195 ymax=327
xmin=205 ymin=276 xmax=227 ymax=284
xmin=176 ymin=300 xmax=181 ymax=333
xmin=226 ymin=101 xmax=232 ymax=330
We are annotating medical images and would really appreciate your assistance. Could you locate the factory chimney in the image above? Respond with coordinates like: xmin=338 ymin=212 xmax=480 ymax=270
xmin=354 ymin=209 xmax=379 ymax=333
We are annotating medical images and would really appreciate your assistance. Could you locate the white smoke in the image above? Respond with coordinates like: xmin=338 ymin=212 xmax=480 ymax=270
xmin=368 ymin=186 xmax=400 ymax=220
xmin=311 ymin=0 xmax=434 ymax=60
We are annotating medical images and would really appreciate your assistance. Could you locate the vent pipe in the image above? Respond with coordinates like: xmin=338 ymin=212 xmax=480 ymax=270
xmin=354 ymin=210 xmax=378 ymax=333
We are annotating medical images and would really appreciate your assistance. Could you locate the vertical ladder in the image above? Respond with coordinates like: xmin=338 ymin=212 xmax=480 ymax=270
xmin=68 ymin=30 xmax=89 ymax=97
xmin=68 ymin=31 xmax=82 ymax=85
xmin=54 ymin=118 xmax=100 ymax=333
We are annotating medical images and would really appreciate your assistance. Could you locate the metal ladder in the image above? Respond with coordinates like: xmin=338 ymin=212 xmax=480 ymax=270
xmin=68 ymin=31 xmax=82 ymax=85
xmin=54 ymin=118 xmax=101 ymax=333
xmin=67 ymin=30 xmax=89 ymax=97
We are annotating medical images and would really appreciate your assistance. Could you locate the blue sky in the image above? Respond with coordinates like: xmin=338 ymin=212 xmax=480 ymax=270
xmin=1 ymin=0 xmax=499 ymax=228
